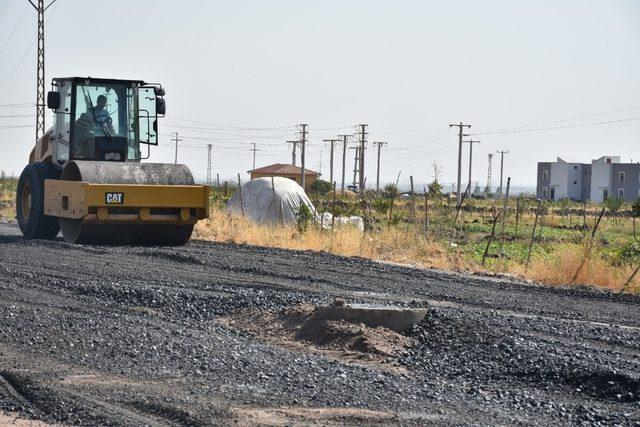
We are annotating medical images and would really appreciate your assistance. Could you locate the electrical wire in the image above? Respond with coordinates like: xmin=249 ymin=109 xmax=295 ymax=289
xmin=471 ymin=116 xmax=640 ymax=136
xmin=0 ymin=2 xmax=59 ymax=89
xmin=0 ymin=4 xmax=28 ymax=56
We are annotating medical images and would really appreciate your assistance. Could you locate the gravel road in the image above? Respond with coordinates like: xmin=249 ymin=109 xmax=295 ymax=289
xmin=0 ymin=221 xmax=638 ymax=426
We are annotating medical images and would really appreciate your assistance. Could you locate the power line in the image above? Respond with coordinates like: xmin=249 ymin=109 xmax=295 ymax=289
xmin=472 ymin=114 xmax=640 ymax=136
xmin=0 ymin=5 xmax=29 ymax=57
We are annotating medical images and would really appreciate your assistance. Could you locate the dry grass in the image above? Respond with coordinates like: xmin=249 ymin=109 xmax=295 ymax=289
xmin=194 ymin=208 xmax=471 ymax=271
xmin=514 ymin=244 xmax=637 ymax=293
xmin=195 ymin=208 xmax=640 ymax=294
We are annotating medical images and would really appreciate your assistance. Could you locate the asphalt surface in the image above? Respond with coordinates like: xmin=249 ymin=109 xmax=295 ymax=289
xmin=0 ymin=221 xmax=638 ymax=426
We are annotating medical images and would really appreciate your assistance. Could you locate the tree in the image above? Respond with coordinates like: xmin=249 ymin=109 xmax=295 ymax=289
xmin=309 ymin=179 xmax=332 ymax=196
xmin=427 ymin=162 xmax=443 ymax=198
xmin=383 ymin=183 xmax=398 ymax=200
xmin=604 ymin=196 xmax=623 ymax=224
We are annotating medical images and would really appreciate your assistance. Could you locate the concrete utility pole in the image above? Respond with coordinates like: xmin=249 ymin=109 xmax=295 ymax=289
xmin=496 ymin=150 xmax=509 ymax=197
xmin=299 ymin=124 xmax=308 ymax=189
xmin=350 ymin=146 xmax=360 ymax=188
xmin=250 ymin=142 xmax=259 ymax=170
xmin=484 ymin=153 xmax=493 ymax=195
xmin=464 ymin=140 xmax=481 ymax=197
xmin=206 ymin=144 xmax=212 ymax=186
xmin=286 ymin=140 xmax=299 ymax=165
xmin=373 ymin=141 xmax=387 ymax=193
xmin=323 ymin=138 xmax=341 ymax=187
xmin=171 ymin=132 xmax=182 ymax=164
xmin=449 ymin=122 xmax=471 ymax=206
xmin=28 ymin=0 xmax=56 ymax=144
xmin=338 ymin=134 xmax=350 ymax=193
xmin=358 ymin=124 xmax=368 ymax=195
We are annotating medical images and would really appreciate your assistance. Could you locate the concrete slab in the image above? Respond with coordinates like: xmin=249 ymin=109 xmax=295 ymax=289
xmin=316 ymin=303 xmax=428 ymax=332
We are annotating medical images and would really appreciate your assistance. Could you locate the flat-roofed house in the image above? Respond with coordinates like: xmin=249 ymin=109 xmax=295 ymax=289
xmin=537 ymin=155 xmax=640 ymax=202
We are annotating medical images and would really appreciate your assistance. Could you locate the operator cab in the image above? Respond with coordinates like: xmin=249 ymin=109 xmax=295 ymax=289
xmin=46 ymin=77 xmax=165 ymax=164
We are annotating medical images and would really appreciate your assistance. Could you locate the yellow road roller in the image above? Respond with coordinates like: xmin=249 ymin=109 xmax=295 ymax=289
xmin=16 ymin=77 xmax=209 ymax=245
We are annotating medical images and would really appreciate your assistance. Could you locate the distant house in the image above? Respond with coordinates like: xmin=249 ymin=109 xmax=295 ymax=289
xmin=537 ymin=156 xmax=640 ymax=202
xmin=248 ymin=163 xmax=320 ymax=190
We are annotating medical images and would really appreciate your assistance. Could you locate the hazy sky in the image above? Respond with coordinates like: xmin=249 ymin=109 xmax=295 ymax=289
xmin=0 ymin=0 xmax=639 ymax=190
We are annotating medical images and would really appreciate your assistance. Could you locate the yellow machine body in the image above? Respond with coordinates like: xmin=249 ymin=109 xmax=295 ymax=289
xmin=44 ymin=180 xmax=209 ymax=224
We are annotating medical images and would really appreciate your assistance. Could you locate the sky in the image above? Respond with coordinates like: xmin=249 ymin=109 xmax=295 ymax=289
xmin=0 ymin=0 xmax=639 ymax=191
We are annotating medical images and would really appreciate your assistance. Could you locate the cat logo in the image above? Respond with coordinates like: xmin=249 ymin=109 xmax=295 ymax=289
xmin=105 ymin=192 xmax=125 ymax=205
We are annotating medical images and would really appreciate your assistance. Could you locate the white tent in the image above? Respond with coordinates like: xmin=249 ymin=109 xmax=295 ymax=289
xmin=226 ymin=177 xmax=319 ymax=226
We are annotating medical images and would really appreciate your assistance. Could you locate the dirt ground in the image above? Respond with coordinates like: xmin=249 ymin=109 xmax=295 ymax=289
xmin=0 ymin=222 xmax=638 ymax=425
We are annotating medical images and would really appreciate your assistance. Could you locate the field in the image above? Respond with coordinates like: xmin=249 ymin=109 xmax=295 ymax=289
xmin=2 ymin=172 xmax=638 ymax=293
xmin=197 ymin=185 xmax=640 ymax=294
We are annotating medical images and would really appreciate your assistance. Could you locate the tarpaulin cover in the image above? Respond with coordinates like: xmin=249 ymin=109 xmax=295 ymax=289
xmin=226 ymin=177 xmax=319 ymax=226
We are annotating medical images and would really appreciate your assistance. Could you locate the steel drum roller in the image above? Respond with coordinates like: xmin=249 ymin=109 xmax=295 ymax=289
xmin=59 ymin=161 xmax=196 ymax=245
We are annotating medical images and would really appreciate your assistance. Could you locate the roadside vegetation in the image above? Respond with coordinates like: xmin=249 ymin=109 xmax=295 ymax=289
xmin=196 ymin=179 xmax=640 ymax=294
xmin=0 ymin=172 xmax=17 ymax=222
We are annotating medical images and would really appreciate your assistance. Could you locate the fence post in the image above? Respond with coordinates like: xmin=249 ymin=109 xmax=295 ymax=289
xmin=525 ymin=199 xmax=543 ymax=272
xmin=424 ymin=188 xmax=429 ymax=234
xmin=237 ymin=174 xmax=244 ymax=215
xmin=514 ymin=198 xmax=520 ymax=238
xmin=482 ymin=209 xmax=502 ymax=267
xmin=623 ymin=264 xmax=640 ymax=292
xmin=409 ymin=175 xmax=415 ymax=223
xmin=498 ymin=177 xmax=511 ymax=256
xmin=571 ymin=207 xmax=606 ymax=283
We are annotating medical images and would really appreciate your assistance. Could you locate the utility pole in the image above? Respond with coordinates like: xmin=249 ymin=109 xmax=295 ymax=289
xmin=28 ymin=0 xmax=56 ymax=144
xmin=464 ymin=140 xmax=481 ymax=197
xmin=323 ymin=138 xmax=341 ymax=188
xmin=171 ymin=132 xmax=182 ymax=164
xmin=496 ymin=150 xmax=509 ymax=197
xmin=250 ymin=142 xmax=259 ymax=170
xmin=350 ymin=146 xmax=360 ymax=189
xmin=358 ymin=124 xmax=368 ymax=195
xmin=299 ymin=124 xmax=308 ymax=189
xmin=206 ymin=144 xmax=212 ymax=186
xmin=449 ymin=122 xmax=471 ymax=206
xmin=338 ymin=134 xmax=350 ymax=193
xmin=286 ymin=140 xmax=299 ymax=165
xmin=484 ymin=153 xmax=493 ymax=195
xmin=373 ymin=141 xmax=387 ymax=193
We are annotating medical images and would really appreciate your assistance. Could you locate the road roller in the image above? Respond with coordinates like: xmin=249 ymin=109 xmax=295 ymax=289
xmin=16 ymin=77 xmax=209 ymax=245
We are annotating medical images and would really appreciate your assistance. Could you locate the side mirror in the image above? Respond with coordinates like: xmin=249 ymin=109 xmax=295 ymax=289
xmin=154 ymin=86 xmax=166 ymax=97
xmin=47 ymin=91 xmax=60 ymax=110
xmin=156 ymin=98 xmax=166 ymax=116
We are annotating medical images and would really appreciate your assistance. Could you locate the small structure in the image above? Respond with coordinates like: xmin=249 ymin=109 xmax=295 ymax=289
xmin=248 ymin=163 xmax=320 ymax=190
xmin=227 ymin=177 xmax=319 ymax=226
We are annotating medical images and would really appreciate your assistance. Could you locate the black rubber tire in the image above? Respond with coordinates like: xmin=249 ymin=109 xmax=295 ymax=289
xmin=16 ymin=162 xmax=61 ymax=240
